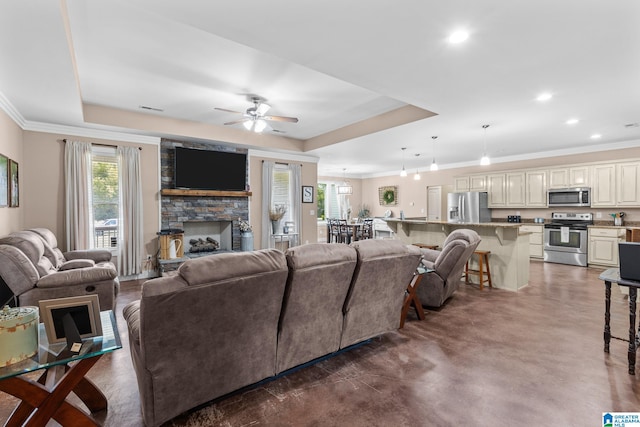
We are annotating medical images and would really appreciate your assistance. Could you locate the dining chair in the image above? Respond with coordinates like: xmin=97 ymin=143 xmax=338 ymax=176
xmin=337 ymin=219 xmax=353 ymax=244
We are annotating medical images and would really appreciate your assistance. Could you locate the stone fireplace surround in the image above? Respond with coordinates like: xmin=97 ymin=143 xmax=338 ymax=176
xmin=160 ymin=139 xmax=249 ymax=252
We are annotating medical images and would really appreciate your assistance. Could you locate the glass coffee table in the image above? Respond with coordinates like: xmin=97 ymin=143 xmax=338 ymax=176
xmin=0 ymin=310 xmax=122 ymax=426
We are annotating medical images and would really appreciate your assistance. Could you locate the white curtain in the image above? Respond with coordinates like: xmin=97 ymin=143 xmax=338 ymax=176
xmin=261 ymin=161 xmax=275 ymax=248
xmin=64 ymin=140 xmax=93 ymax=251
xmin=117 ymin=146 xmax=143 ymax=276
xmin=290 ymin=164 xmax=302 ymax=237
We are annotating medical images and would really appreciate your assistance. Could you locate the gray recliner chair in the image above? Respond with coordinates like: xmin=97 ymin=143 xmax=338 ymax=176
xmin=416 ymin=229 xmax=481 ymax=308
xmin=0 ymin=228 xmax=119 ymax=310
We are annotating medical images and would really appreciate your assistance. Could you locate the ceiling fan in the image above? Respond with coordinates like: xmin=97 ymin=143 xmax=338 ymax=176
xmin=215 ymin=97 xmax=299 ymax=133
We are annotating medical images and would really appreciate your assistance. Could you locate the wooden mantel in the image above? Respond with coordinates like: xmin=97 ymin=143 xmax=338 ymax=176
xmin=161 ymin=189 xmax=252 ymax=197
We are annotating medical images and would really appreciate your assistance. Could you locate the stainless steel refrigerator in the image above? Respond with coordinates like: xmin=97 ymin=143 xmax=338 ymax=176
xmin=447 ymin=191 xmax=492 ymax=223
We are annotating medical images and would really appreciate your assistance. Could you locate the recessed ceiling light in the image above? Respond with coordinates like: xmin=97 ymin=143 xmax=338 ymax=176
xmin=566 ymin=118 xmax=579 ymax=125
xmin=448 ymin=30 xmax=469 ymax=44
xmin=536 ymin=93 xmax=552 ymax=102
xmin=590 ymin=134 xmax=602 ymax=139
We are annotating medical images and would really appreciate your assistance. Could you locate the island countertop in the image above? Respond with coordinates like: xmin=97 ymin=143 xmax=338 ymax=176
xmin=384 ymin=218 xmax=530 ymax=292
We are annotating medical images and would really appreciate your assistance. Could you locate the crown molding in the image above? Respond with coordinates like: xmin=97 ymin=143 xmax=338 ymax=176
xmin=249 ymin=148 xmax=319 ymax=164
xmin=0 ymin=91 xmax=27 ymax=128
xmin=23 ymin=121 xmax=160 ymax=145
xmin=360 ymin=138 xmax=640 ymax=179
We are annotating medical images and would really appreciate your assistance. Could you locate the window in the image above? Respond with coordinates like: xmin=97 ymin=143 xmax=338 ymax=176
xmin=91 ymin=148 xmax=119 ymax=249
xmin=317 ymin=182 xmax=341 ymax=221
xmin=272 ymin=165 xmax=293 ymax=225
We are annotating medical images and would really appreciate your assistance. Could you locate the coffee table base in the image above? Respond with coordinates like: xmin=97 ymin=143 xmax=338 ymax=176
xmin=0 ymin=355 xmax=106 ymax=427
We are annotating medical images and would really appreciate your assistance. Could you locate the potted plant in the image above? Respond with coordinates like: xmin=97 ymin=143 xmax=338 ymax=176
xmin=357 ymin=204 xmax=371 ymax=220
xmin=237 ymin=218 xmax=253 ymax=251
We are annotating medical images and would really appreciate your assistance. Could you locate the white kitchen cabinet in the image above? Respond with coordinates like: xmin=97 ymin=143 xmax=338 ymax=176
xmin=506 ymin=172 xmax=526 ymax=207
xmin=469 ymin=175 xmax=487 ymax=191
xmin=588 ymin=227 xmax=625 ymax=267
xmin=454 ymin=176 xmax=470 ymax=192
xmin=548 ymin=166 xmax=590 ymax=188
xmin=616 ymin=161 xmax=640 ymax=206
xmin=520 ymin=224 xmax=544 ymax=258
xmin=591 ymin=164 xmax=616 ymax=207
xmin=487 ymin=173 xmax=506 ymax=207
xmin=525 ymin=170 xmax=547 ymax=207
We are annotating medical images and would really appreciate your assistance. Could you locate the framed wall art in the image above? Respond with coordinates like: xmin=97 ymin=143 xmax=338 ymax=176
xmin=0 ymin=154 xmax=7 ymax=207
xmin=378 ymin=186 xmax=398 ymax=206
xmin=302 ymin=185 xmax=314 ymax=203
xmin=9 ymin=159 xmax=18 ymax=207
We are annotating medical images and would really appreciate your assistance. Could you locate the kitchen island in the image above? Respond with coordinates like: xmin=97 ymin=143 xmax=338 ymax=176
xmin=385 ymin=218 xmax=530 ymax=291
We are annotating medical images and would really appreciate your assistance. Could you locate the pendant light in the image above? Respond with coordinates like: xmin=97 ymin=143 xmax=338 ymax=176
xmin=430 ymin=136 xmax=439 ymax=171
xmin=413 ymin=154 xmax=421 ymax=180
xmin=400 ymin=147 xmax=408 ymax=177
xmin=337 ymin=168 xmax=353 ymax=194
xmin=480 ymin=124 xmax=491 ymax=166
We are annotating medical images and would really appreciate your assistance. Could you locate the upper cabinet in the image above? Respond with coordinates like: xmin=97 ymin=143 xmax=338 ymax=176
xmin=548 ymin=166 xmax=590 ymax=188
xmin=525 ymin=170 xmax=548 ymax=207
xmin=591 ymin=164 xmax=616 ymax=207
xmin=616 ymin=162 xmax=640 ymax=206
xmin=454 ymin=176 xmax=470 ymax=192
xmin=469 ymin=175 xmax=487 ymax=192
xmin=487 ymin=173 xmax=506 ymax=207
xmin=506 ymin=172 xmax=526 ymax=207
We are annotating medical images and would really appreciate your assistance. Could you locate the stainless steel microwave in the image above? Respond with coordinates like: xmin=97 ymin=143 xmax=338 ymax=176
xmin=547 ymin=187 xmax=591 ymax=207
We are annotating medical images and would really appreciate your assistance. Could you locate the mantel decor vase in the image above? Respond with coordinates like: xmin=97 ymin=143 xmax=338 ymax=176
xmin=271 ymin=220 xmax=281 ymax=234
xmin=240 ymin=231 xmax=254 ymax=252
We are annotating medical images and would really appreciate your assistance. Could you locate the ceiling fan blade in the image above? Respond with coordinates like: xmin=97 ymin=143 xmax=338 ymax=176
xmin=215 ymin=107 xmax=243 ymax=114
xmin=224 ymin=118 xmax=251 ymax=125
xmin=256 ymin=103 xmax=271 ymax=116
xmin=263 ymin=115 xmax=299 ymax=123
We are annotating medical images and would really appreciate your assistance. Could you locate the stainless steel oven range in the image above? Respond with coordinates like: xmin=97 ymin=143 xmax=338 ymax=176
xmin=543 ymin=212 xmax=593 ymax=267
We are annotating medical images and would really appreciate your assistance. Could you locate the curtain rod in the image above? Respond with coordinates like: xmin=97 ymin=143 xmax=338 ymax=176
xmin=62 ymin=139 xmax=142 ymax=150
xmin=261 ymin=160 xmax=302 ymax=166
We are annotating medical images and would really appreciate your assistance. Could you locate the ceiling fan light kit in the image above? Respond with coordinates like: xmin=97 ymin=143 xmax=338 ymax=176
xmin=216 ymin=97 xmax=298 ymax=134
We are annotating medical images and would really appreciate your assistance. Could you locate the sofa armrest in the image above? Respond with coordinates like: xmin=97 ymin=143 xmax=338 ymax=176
xmin=37 ymin=265 xmax=117 ymax=288
xmin=64 ymin=249 xmax=112 ymax=263
xmin=123 ymin=300 xmax=141 ymax=346
xmin=59 ymin=259 xmax=96 ymax=271
xmin=420 ymin=248 xmax=441 ymax=263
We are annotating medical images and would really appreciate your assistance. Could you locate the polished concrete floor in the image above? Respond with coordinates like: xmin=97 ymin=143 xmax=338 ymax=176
xmin=1 ymin=260 xmax=639 ymax=426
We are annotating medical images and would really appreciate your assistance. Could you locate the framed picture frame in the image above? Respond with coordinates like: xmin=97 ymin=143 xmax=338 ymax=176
xmin=8 ymin=159 xmax=18 ymax=207
xmin=39 ymin=295 xmax=103 ymax=344
xmin=302 ymin=185 xmax=314 ymax=203
xmin=0 ymin=154 xmax=7 ymax=207
xmin=378 ymin=186 xmax=398 ymax=206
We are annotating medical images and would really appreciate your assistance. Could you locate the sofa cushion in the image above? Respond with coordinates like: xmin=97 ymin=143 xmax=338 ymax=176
xmin=37 ymin=263 xmax=117 ymax=288
xmin=178 ymin=249 xmax=287 ymax=286
xmin=28 ymin=228 xmax=66 ymax=268
xmin=0 ymin=232 xmax=56 ymax=278
xmin=59 ymin=259 xmax=96 ymax=271
xmin=0 ymin=245 xmax=39 ymax=294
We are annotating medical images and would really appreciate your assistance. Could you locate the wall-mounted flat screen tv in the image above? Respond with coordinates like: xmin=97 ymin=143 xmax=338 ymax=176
xmin=174 ymin=147 xmax=247 ymax=191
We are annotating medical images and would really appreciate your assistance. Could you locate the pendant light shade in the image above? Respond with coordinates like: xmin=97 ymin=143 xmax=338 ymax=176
xmin=413 ymin=154 xmax=421 ymax=180
xmin=430 ymin=136 xmax=438 ymax=171
xmin=480 ymin=124 xmax=491 ymax=165
xmin=400 ymin=147 xmax=408 ymax=177
xmin=338 ymin=168 xmax=353 ymax=194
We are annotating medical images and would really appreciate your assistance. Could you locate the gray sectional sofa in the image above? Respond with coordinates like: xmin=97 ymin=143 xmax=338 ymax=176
xmin=123 ymin=239 xmax=422 ymax=427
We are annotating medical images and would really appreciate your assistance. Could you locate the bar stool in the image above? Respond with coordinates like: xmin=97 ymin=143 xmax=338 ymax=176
xmin=464 ymin=250 xmax=492 ymax=290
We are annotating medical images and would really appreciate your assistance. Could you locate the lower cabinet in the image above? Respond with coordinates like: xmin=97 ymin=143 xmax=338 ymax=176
xmin=588 ymin=227 xmax=625 ymax=267
xmin=520 ymin=224 xmax=544 ymax=259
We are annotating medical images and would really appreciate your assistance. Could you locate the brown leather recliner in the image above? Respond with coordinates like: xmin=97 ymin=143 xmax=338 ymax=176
xmin=0 ymin=228 xmax=119 ymax=310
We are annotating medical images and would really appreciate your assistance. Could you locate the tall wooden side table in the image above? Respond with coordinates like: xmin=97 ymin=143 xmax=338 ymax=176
xmin=0 ymin=310 xmax=122 ymax=426
xmin=599 ymin=268 xmax=640 ymax=375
